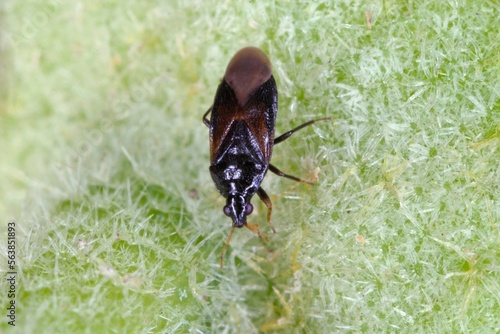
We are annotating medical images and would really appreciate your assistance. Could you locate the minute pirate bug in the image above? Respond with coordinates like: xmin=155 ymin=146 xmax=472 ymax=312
xmin=203 ymin=47 xmax=329 ymax=268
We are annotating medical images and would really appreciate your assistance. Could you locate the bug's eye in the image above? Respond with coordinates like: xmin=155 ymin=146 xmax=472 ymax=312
xmin=245 ymin=203 xmax=253 ymax=216
xmin=223 ymin=205 xmax=231 ymax=216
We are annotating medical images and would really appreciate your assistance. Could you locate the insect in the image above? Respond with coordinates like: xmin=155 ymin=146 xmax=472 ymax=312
xmin=203 ymin=47 xmax=329 ymax=268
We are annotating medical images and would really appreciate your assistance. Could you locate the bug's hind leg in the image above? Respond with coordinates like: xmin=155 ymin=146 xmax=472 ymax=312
xmin=274 ymin=117 xmax=330 ymax=145
xmin=269 ymin=164 xmax=313 ymax=185
xmin=257 ymin=187 xmax=276 ymax=233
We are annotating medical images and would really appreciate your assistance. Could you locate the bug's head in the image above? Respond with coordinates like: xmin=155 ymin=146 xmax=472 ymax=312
xmin=223 ymin=195 xmax=253 ymax=228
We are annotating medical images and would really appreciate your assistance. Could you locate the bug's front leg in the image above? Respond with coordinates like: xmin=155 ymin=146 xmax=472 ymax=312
xmin=257 ymin=187 xmax=276 ymax=233
xmin=202 ymin=106 xmax=212 ymax=127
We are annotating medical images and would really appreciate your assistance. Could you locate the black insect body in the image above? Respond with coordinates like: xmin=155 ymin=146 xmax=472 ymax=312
xmin=203 ymin=47 xmax=329 ymax=267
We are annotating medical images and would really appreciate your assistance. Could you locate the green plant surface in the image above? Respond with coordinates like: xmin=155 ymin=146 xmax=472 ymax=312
xmin=1 ymin=0 xmax=499 ymax=333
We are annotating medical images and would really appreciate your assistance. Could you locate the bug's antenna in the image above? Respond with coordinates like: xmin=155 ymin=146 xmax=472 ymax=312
xmin=220 ymin=226 xmax=236 ymax=269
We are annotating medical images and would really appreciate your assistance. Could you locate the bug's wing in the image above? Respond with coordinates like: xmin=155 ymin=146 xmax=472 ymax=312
xmin=210 ymin=76 xmax=278 ymax=164
xmin=241 ymin=76 xmax=278 ymax=164
xmin=209 ymin=81 xmax=238 ymax=162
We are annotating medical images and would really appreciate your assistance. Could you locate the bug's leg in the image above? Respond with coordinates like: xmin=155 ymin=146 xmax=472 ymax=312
xmin=269 ymin=164 xmax=313 ymax=185
xmin=274 ymin=117 xmax=330 ymax=145
xmin=220 ymin=226 xmax=235 ymax=269
xmin=257 ymin=187 xmax=276 ymax=233
xmin=245 ymin=223 xmax=269 ymax=242
xmin=203 ymin=106 xmax=213 ymax=127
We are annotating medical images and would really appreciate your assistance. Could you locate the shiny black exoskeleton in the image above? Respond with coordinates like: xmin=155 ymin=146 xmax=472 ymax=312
xmin=207 ymin=78 xmax=277 ymax=228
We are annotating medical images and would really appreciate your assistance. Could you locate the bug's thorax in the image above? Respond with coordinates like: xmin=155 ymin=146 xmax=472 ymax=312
xmin=209 ymin=134 xmax=268 ymax=199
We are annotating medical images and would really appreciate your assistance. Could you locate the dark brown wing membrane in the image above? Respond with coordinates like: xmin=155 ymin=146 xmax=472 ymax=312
xmin=224 ymin=47 xmax=272 ymax=106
